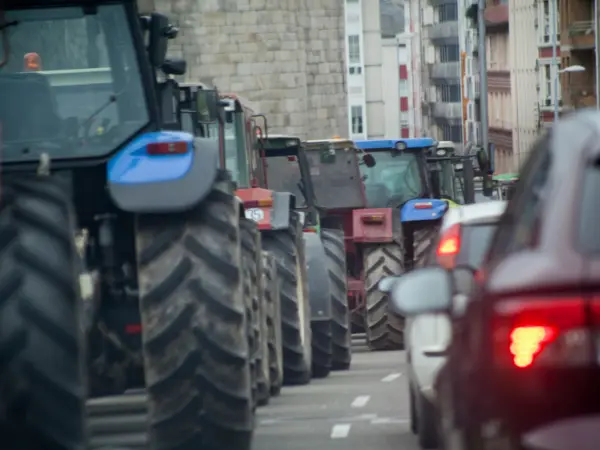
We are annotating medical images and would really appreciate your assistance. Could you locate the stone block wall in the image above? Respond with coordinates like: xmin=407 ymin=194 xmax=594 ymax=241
xmin=144 ymin=0 xmax=348 ymax=139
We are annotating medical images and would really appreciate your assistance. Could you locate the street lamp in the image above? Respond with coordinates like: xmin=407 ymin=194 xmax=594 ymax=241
xmin=554 ymin=65 xmax=587 ymax=121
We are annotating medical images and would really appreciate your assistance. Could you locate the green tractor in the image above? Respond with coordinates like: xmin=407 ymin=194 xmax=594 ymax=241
xmin=493 ymin=173 xmax=519 ymax=200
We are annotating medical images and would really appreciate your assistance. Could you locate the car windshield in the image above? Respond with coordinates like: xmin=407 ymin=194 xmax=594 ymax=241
xmin=265 ymin=154 xmax=306 ymax=207
xmin=461 ymin=223 xmax=497 ymax=268
xmin=360 ymin=151 xmax=423 ymax=208
xmin=0 ymin=4 xmax=149 ymax=162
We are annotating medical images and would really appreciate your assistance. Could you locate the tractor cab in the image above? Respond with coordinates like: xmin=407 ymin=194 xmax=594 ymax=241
xmin=493 ymin=173 xmax=519 ymax=200
xmin=424 ymin=140 xmax=475 ymax=205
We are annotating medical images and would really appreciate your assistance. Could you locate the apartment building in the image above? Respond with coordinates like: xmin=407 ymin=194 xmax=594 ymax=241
xmin=419 ymin=0 xmax=464 ymax=149
xmin=485 ymin=0 xmax=514 ymax=172
xmin=559 ymin=0 xmax=597 ymax=111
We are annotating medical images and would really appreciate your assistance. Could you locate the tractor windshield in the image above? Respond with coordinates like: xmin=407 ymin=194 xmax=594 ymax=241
xmin=0 ymin=4 xmax=149 ymax=162
xmin=428 ymin=159 xmax=459 ymax=202
xmin=264 ymin=154 xmax=306 ymax=207
xmin=360 ymin=151 xmax=424 ymax=208
xmin=215 ymin=111 xmax=250 ymax=187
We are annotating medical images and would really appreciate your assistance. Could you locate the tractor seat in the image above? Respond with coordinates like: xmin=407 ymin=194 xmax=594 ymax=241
xmin=0 ymin=73 xmax=62 ymax=143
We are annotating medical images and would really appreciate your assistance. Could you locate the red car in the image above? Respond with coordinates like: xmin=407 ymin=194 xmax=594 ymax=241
xmin=384 ymin=112 xmax=600 ymax=450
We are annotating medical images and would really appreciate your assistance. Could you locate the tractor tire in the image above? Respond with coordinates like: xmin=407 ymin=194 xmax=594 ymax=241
xmin=364 ymin=242 xmax=406 ymax=351
xmin=240 ymin=218 xmax=269 ymax=407
xmin=310 ymin=320 xmax=332 ymax=378
xmin=412 ymin=225 xmax=440 ymax=269
xmin=350 ymin=309 xmax=365 ymax=334
xmin=261 ymin=251 xmax=283 ymax=397
xmin=136 ymin=170 xmax=253 ymax=450
xmin=262 ymin=212 xmax=312 ymax=386
xmin=321 ymin=229 xmax=351 ymax=370
xmin=0 ymin=176 xmax=87 ymax=450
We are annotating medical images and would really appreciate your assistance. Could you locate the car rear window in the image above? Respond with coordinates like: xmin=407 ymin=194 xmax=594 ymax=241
xmin=578 ymin=163 xmax=600 ymax=252
xmin=459 ymin=224 xmax=497 ymax=268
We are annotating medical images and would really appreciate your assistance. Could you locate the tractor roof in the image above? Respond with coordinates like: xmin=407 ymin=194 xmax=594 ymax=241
xmin=493 ymin=173 xmax=519 ymax=182
xmin=354 ymin=138 xmax=436 ymax=150
xmin=265 ymin=134 xmax=301 ymax=140
xmin=304 ymin=138 xmax=355 ymax=147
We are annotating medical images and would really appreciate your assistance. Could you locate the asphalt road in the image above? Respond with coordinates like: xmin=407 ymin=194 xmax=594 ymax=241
xmin=254 ymin=335 xmax=419 ymax=450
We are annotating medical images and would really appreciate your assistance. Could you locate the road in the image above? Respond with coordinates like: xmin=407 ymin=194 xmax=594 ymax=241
xmin=254 ymin=336 xmax=419 ymax=450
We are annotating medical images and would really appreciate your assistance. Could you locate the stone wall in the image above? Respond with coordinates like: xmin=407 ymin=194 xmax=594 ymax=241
xmin=145 ymin=0 xmax=348 ymax=139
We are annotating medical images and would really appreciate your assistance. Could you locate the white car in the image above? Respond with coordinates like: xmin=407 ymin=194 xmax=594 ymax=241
xmin=405 ymin=201 xmax=507 ymax=449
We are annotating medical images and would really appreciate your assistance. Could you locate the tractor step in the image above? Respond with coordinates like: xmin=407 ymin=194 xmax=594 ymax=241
xmin=87 ymin=392 xmax=148 ymax=449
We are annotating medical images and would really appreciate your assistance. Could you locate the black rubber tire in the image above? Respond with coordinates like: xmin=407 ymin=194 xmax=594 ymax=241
xmin=364 ymin=242 xmax=406 ymax=351
xmin=240 ymin=218 xmax=269 ymax=407
xmin=137 ymin=171 xmax=253 ymax=450
xmin=262 ymin=212 xmax=312 ymax=386
xmin=261 ymin=251 xmax=283 ymax=397
xmin=310 ymin=320 xmax=332 ymax=378
xmin=412 ymin=224 xmax=440 ymax=269
xmin=321 ymin=229 xmax=351 ymax=370
xmin=416 ymin=389 xmax=439 ymax=449
xmin=0 ymin=176 xmax=87 ymax=450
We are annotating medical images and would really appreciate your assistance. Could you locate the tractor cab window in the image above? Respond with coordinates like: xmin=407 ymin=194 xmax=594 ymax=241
xmin=428 ymin=159 xmax=458 ymax=202
xmin=360 ymin=151 xmax=424 ymax=208
xmin=0 ymin=4 xmax=149 ymax=161
xmin=224 ymin=111 xmax=250 ymax=187
xmin=263 ymin=144 xmax=306 ymax=207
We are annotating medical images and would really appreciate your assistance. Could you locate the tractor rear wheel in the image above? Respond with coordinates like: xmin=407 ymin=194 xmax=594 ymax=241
xmin=261 ymin=251 xmax=283 ymax=397
xmin=412 ymin=225 xmax=440 ymax=269
xmin=0 ymin=176 xmax=87 ymax=450
xmin=364 ymin=242 xmax=406 ymax=351
xmin=136 ymin=170 xmax=253 ymax=450
xmin=262 ymin=212 xmax=312 ymax=386
xmin=322 ymin=229 xmax=351 ymax=370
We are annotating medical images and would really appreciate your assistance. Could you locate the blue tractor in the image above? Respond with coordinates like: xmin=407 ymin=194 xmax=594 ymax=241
xmin=353 ymin=138 xmax=474 ymax=349
xmin=0 ymin=2 xmax=254 ymax=449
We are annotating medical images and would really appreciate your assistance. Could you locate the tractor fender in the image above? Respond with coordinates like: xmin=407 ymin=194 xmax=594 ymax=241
xmin=107 ymin=131 xmax=219 ymax=213
xmin=400 ymin=198 xmax=448 ymax=223
xmin=303 ymin=231 xmax=332 ymax=322
xmin=269 ymin=192 xmax=295 ymax=230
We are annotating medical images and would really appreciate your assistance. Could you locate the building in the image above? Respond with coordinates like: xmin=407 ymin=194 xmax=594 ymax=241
xmin=421 ymin=0 xmax=464 ymax=149
xmin=559 ymin=0 xmax=597 ymax=111
xmin=139 ymin=0 xmax=348 ymax=139
xmin=485 ymin=0 xmax=513 ymax=173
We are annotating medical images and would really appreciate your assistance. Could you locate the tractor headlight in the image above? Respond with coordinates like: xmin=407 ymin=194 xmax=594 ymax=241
xmin=395 ymin=141 xmax=407 ymax=150
xmin=286 ymin=139 xmax=299 ymax=147
xmin=436 ymin=149 xmax=447 ymax=156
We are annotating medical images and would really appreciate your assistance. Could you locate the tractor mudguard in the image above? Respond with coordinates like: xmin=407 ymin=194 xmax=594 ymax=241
xmin=236 ymin=190 xmax=294 ymax=230
xmin=303 ymin=231 xmax=332 ymax=322
xmin=270 ymin=192 xmax=294 ymax=230
xmin=351 ymin=208 xmax=394 ymax=243
xmin=400 ymin=198 xmax=448 ymax=222
xmin=107 ymin=131 xmax=219 ymax=213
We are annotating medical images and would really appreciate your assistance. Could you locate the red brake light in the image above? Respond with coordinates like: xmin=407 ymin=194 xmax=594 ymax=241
xmin=493 ymin=298 xmax=594 ymax=369
xmin=436 ymin=223 xmax=460 ymax=269
xmin=414 ymin=202 xmax=433 ymax=209
xmin=288 ymin=156 xmax=297 ymax=161
xmin=125 ymin=323 xmax=142 ymax=334
xmin=146 ymin=141 xmax=188 ymax=155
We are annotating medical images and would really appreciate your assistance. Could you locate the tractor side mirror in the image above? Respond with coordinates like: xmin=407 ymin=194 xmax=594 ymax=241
xmin=148 ymin=12 xmax=170 ymax=68
xmin=196 ymin=89 xmax=219 ymax=123
xmin=362 ymin=154 xmax=376 ymax=167
xmin=162 ymin=58 xmax=186 ymax=76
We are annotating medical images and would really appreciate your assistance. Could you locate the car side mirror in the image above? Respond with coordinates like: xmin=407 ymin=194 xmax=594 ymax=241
xmin=196 ymin=89 xmax=219 ymax=123
xmin=362 ymin=153 xmax=376 ymax=167
xmin=387 ymin=267 xmax=452 ymax=316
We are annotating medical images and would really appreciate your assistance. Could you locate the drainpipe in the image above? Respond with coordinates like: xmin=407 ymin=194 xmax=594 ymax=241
xmin=477 ymin=0 xmax=489 ymax=158
xmin=551 ymin=0 xmax=559 ymax=120
xmin=596 ymin=0 xmax=600 ymax=108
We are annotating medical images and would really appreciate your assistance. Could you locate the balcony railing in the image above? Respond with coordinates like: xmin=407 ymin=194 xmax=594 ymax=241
xmin=432 ymin=102 xmax=462 ymax=119
xmin=431 ymin=61 xmax=460 ymax=80
xmin=429 ymin=21 xmax=459 ymax=41
xmin=568 ymin=21 xmax=595 ymax=48
xmin=562 ymin=84 xmax=596 ymax=109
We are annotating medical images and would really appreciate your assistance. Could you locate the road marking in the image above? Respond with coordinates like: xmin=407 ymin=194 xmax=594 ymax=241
xmin=371 ymin=417 xmax=410 ymax=425
xmin=381 ymin=372 xmax=401 ymax=382
xmin=351 ymin=395 xmax=370 ymax=408
xmin=330 ymin=424 xmax=351 ymax=438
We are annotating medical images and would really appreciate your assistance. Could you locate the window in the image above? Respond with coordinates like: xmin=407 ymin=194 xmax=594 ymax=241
xmin=351 ymin=105 xmax=364 ymax=134
xmin=541 ymin=0 xmax=560 ymax=44
xmin=399 ymin=79 xmax=409 ymax=95
xmin=440 ymin=124 xmax=462 ymax=142
xmin=540 ymin=63 xmax=561 ymax=106
xmin=438 ymin=84 xmax=461 ymax=102
xmin=348 ymin=35 xmax=361 ymax=64
xmin=440 ymin=44 xmax=460 ymax=62
xmin=437 ymin=3 xmax=458 ymax=22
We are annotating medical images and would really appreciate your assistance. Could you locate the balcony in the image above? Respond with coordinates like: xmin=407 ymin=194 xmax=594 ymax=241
xmin=432 ymin=102 xmax=462 ymax=120
xmin=431 ymin=61 xmax=460 ymax=81
xmin=429 ymin=21 xmax=459 ymax=42
xmin=562 ymin=84 xmax=597 ymax=109
xmin=568 ymin=21 xmax=595 ymax=49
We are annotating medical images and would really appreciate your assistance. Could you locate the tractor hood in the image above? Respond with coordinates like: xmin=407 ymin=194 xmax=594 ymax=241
xmin=400 ymin=198 xmax=449 ymax=223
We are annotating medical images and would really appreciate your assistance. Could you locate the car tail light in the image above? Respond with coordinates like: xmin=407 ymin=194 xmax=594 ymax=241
xmin=125 ymin=323 xmax=142 ymax=334
xmin=146 ymin=141 xmax=189 ymax=155
xmin=288 ymin=156 xmax=297 ymax=161
xmin=492 ymin=297 xmax=597 ymax=369
xmin=244 ymin=198 xmax=273 ymax=208
xmin=436 ymin=223 xmax=461 ymax=269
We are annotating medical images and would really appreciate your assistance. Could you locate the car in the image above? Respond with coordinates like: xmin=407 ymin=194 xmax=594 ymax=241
xmin=393 ymin=201 xmax=507 ymax=449
xmin=384 ymin=110 xmax=600 ymax=450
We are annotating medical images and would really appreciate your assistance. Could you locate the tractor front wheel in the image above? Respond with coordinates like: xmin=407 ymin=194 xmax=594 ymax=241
xmin=364 ymin=242 xmax=406 ymax=351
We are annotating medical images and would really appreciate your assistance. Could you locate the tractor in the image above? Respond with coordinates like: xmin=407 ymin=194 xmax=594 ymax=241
xmin=213 ymin=94 xmax=313 ymax=387
xmin=352 ymin=138 xmax=475 ymax=350
xmin=260 ymin=135 xmax=353 ymax=375
xmin=493 ymin=173 xmax=519 ymax=200
xmin=0 ymin=3 xmax=255 ymax=450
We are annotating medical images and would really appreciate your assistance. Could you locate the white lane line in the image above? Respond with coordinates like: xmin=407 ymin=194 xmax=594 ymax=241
xmin=381 ymin=372 xmax=401 ymax=382
xmin=330 ymin=424 xmax=351 ymax=438
xmin=371 ymin=417 xmax=410 ymax=425
xmin=351 ymin=395 xmax=371 ymax=408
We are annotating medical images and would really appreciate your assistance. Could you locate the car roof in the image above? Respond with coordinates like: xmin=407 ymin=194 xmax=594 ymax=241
xmin=441 ymin=201 xmax=507 ymax=231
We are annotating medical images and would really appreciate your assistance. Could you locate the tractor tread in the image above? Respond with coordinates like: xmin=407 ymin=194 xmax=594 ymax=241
xmin=262 ymin=251 xmax=283 ymax=397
